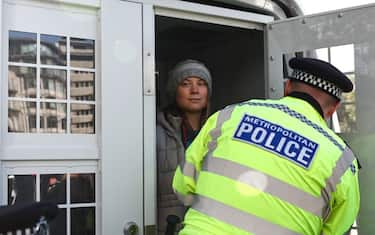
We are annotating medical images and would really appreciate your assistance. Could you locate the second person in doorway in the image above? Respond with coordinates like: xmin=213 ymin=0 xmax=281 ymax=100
xmin=157 ymin=59 xmax=212 ymax=234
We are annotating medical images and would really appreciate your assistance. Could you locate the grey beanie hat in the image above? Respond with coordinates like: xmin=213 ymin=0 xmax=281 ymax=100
xmin=166 ymin=59 xmax=212 ymax=103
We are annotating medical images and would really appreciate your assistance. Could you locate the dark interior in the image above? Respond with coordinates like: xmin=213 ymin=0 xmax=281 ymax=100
xmin=156 ymin=15 xmax=266 ymax=113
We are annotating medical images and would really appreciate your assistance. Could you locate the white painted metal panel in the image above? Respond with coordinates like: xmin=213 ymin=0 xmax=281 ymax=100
xmin=0 ymin=0 xmax=3 ymax=205
xmin=153 ymin=0 xmax=273 ymax=29
xmin=101 ymin=0 xmax=144 ymax=234
xmin=142 ymin=4 xmax=157 ymax=233
xmin=138 ymin=0 xmax=273 ymax=24
xmin=266 ymin=3 xmax=375 ymax=99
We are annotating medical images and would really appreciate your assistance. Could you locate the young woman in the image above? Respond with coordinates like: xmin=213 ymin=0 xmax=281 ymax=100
xmin=157 ymin=59 xmax=212 ymax=234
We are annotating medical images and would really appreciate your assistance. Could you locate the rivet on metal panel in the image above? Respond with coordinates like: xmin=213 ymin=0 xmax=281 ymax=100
xmin=301 ymin=18 xmax=306 ymax=24
xmin=270 ymin=56 xmax=274 ymax=61
xmin=338 ymin=13 xmax=344 ymax=18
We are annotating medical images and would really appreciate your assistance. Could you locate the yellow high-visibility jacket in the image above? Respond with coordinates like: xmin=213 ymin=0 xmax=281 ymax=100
xmin=173 ymin=95 xmax=360 ymax=235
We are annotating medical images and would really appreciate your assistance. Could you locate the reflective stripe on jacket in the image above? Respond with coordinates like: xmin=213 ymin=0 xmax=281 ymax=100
xmin=173 ymin=96 xmax=360 ymax=235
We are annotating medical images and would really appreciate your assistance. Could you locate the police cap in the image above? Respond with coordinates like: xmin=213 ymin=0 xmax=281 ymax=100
xmin=288 ymin=57 xmax=353 ymax=100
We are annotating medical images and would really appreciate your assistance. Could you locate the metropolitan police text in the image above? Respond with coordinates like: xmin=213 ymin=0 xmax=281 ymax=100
xmin=233 ymin=115 xmax=319 ymax=169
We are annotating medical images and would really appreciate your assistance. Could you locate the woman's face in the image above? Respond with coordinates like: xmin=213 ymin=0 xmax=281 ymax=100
xmin=176 ymin=77 xmax=209 ymax=114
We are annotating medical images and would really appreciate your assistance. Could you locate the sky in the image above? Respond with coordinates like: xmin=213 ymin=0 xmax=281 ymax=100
xmin=296 ymin=0 xmax=375 ymax=14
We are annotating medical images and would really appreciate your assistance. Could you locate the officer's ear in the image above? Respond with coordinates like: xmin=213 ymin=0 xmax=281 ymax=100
xmin=284 ymin=79 xmax=292 ymax=96
xmin=325 ymin=100 xmax=340 ymax=119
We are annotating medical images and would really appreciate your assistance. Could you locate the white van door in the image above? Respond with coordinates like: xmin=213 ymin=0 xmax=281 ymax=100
xmin=266 ymin=4 xmax=375 ymax=234
xmin=101 ymin=1 xmax=144 ymax=234
xmin=1 ymin=0 xmax=143 ymax=234
xmin=2 ymin=1 xmax=100 ymax=235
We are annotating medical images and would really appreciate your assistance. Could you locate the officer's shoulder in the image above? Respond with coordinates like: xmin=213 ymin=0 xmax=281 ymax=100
xmin=222 ymin=103 xmax=237 ymax=110
xmin=223 ymin=99 xmax=266 ymax=109
xmin=341 ymin=138 xmax=362 ymax=169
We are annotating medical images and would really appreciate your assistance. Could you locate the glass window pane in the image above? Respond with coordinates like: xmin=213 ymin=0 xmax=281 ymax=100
xmin=71 ymin=174 xmax=95 ymax=203
xmin=8 ymin=101 xmax=37 ymax=133
xmin=70 ymin=38 xmax=95 ymax=68
xmin=9 ymin=31 xmax=37 ymax=63
xmin=71 ymin=104 xmax=95 ymax=134
xmin=342 ymin=73 xmax=356 ymax=103
xmin=40 ymin=34 xmax=67 ymax=66
xmin=70 ymin=71 xmax=95 ymax=101
xmin=71 ymin=207 xmax=95 ymax=235
xmin=40 ymin=102 xmax=67 ymax=133
xmin=40 ymin=68 xmax=67 ymax=99
xmin=49 ymin=208 xmax=67 ymax=235
xmin=40 ymin=174 xmax=67 ymax=204
xmin=315 ymin=48 xmax=329 ymax=62
xmin=330 ymin=44 xmax=355 ymax=73
xmin=8 ymin=66 xmax=36 ymax=98
xmin=8 ymin=175 xmax=36 ymax=205
xmin=337 ymin=103 xmax=357 ymax=133
xmin=337 ymin=74 xmax=357 ymax=133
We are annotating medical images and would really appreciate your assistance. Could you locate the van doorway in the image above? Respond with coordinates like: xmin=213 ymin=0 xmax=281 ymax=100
xmin=154 ymin=15 xmax=267 ymax=233
xmin=155 ymin=15 xmax=266 ymax=112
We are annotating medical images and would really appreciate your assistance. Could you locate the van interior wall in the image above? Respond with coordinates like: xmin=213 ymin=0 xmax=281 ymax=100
xmin=156 ymin=16 xmax=265 ymax=114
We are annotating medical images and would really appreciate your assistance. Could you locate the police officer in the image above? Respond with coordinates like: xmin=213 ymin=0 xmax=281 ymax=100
xmin=172 ymin=57 xmax=360 ymax=235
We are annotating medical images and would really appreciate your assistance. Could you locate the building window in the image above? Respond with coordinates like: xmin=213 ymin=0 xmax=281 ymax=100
xmin=8 ymin=171 xmax=96 ymax=235
xmin=315 ymin=44 xmax=357 ymax=133
xmin=8 ymin=31 xmax=96 ymax=134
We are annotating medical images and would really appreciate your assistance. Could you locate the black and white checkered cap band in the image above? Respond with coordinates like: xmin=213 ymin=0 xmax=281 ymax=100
xmin=291 ymin=70 xmax=342 ymax=99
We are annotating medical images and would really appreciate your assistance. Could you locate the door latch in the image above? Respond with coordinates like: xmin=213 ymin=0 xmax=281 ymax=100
xmin=124 ymin=221 xmax=139 ymax=235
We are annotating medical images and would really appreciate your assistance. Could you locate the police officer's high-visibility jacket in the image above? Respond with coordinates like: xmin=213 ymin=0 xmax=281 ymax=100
xmin=173 ymin=95 xmax=360 ymax=235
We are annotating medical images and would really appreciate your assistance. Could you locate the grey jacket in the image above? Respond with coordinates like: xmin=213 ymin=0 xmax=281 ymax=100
xmin=156 ymin=111 xmax=186 ymax=234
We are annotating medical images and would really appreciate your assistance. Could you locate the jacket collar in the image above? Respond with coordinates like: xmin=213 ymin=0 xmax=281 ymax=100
xmin=287 ymin=92 xmax=324 ymax=118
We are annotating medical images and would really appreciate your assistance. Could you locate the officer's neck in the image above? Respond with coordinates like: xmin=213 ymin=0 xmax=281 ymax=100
xmin=287 ymin=92 xmax=324 ymax=118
